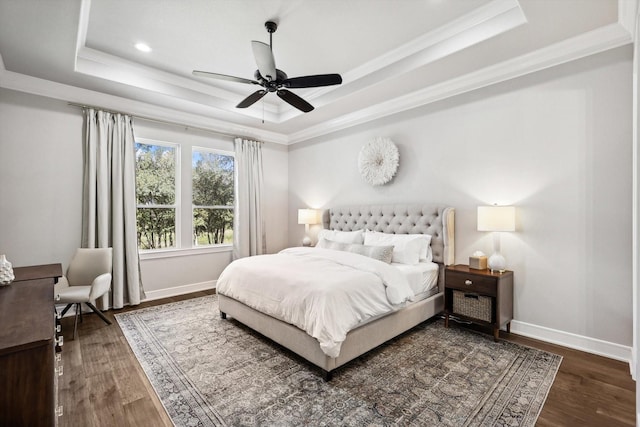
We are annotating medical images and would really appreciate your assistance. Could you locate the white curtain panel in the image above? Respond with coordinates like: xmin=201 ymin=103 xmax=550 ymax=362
xmin=83 ymin=109 xmax=144 ymax=309
xmin=233 ymin=138 xmax=266 ymax=258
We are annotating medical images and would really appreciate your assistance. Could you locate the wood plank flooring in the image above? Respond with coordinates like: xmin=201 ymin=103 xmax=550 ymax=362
xmin=57 ymin=291 xmax=636 ymax=426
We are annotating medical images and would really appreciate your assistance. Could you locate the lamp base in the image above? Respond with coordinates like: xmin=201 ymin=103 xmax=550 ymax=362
xmin=302 ymin=236 xmax=312 ymax=247
xmin=488 ymin=252 xmax=506 ymax=273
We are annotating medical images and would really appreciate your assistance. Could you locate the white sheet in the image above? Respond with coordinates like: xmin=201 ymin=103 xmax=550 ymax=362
xmin=392 ymin=261 xmax=439 ymax=296
xmin=216 ymin=247 xmax=414 ymax=358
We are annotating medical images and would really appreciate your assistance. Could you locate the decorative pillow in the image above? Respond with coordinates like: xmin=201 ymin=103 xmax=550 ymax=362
xmin=346 ymin=243 xmax=394 ymax=264
xmin=316 ymin=238 xmax=349 ymax=251
xmin=317 ymin=229 xmax=365 ymax=244
xmin=364 ymin=231 xmax=429 ymax=265
xmin=316 ymin=238 xmax=394 ymax=264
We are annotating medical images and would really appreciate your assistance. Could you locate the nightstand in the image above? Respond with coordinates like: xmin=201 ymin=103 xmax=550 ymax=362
xmin=444 ymin=264 xmax=514 ymax=341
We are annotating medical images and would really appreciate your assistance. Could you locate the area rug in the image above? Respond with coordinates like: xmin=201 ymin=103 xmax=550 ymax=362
xmin=115 ymin=295 xmax=561 ymax=426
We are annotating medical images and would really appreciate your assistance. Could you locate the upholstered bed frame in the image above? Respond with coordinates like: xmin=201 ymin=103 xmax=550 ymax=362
xmin=218 ymin=203 xmax=455 ymax=379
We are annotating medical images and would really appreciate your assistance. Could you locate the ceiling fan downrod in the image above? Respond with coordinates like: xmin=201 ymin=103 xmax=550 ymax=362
xmin=265 ymin=21 xmax=277 ymax=51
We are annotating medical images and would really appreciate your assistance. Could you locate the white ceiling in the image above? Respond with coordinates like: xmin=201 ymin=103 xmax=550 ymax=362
xmin=0 ymin=0 xmax=634 ymax=144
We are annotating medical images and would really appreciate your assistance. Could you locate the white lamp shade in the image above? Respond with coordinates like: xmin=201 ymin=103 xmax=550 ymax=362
xmin=298 ymin=209 xmax=319 ymax=225
xmin=477 ymin=206 xmax=515 ymax=232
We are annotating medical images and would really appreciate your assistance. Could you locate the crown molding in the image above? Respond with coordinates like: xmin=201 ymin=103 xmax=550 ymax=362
xmin=277 ymin=0 xmax=527 ymax=121
xmin=74 ymin=0 xmax=525 ymax=125
xmin=74 ymin=47 xmax=282 ymax=124
xmin=1 ymin=3 xmax=633 ymax=146
xmin=300 ymin=0 xmax=525 ymax=101
xmin=618 ymin=0 xmax=639 ymax=37
xmin=74 ymin=0 xmax=282 ymax=123
xmin=288 ymin=22 xmax=632 ymax=144
xmin=0 ymin=68 xmax=289 ymax=145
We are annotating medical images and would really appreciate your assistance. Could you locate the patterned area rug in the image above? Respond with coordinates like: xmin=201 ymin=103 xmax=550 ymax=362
xmin=116 ymin=295 xmax=561 ymax=426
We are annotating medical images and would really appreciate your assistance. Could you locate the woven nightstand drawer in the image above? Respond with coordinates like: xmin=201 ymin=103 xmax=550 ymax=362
xmin=452 ymin=290 xmax=492 ymax=322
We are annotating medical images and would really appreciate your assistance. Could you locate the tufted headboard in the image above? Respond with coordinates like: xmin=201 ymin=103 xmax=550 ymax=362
xmin=321 ymin=204 xmax=455 ymax=266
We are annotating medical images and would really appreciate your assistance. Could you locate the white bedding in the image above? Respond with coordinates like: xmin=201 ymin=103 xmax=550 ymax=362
xmin=216 ymin=247 xmax=415 ymax=358
xmin=392 ymin=261 xmax=439 ymax=296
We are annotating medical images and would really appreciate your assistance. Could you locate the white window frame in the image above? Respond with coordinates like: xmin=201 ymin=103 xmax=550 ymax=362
xmin=135 ymin=138 xmax=181 ymax=253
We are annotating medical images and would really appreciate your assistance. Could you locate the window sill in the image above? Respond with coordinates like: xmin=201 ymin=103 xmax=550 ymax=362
xmin=139 ymin=245 xmax=233 ymax=260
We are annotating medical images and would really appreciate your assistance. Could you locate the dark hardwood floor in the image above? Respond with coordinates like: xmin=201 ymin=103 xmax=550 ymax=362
xmin=57 ymin=291 xmax=636 ymax=426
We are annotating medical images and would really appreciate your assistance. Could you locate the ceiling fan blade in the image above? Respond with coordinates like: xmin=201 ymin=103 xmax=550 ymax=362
xmin=236 ymin=90 xmax=268 ymax=108
xmin=192 ymin=70 xmax=259 ymax=85
xmin=283 ymin=74 xmax=342 ymax=88
xmin=276 ymin=89 xmax=314 ymax=113
xmin=251 ymin=41 xmax=277 ymax=81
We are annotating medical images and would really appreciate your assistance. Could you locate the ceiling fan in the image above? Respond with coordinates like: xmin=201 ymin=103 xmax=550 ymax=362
xmin=193 ymin=21 xmax=342 ymax=113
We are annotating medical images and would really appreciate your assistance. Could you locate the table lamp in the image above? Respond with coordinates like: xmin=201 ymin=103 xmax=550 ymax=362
xmin=298 ymin=209 xmax=319 ymax=246
xmin=477 ymin=205 xmax=515 ymax=272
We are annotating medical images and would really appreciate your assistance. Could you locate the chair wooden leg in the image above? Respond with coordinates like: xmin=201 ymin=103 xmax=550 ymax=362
xmin=85 ymin=302 xmax=112 ymax=325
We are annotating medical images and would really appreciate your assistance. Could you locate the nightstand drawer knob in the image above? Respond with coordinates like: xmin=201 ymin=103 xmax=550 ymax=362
xmin=465 ymin=279 xmax=473 ymax=285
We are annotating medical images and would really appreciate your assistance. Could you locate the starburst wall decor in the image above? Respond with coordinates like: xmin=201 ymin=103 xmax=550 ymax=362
xmin=357 ymin=137 xmax=399 ymax=186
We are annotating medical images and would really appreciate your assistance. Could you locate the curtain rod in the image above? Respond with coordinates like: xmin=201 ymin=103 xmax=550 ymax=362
xmin=67 ymin=102 xmax=260 ymax=142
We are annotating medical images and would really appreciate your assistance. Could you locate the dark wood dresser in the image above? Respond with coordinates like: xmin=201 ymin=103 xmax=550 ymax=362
xmin=0 ymin=263 xmax=63 ymax=426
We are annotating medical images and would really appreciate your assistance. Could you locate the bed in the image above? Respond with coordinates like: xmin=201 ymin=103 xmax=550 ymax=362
xmin=217 ymin=203 xmax=455 ymax=379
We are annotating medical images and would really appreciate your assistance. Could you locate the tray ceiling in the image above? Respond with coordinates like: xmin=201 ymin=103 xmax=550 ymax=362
xmin=0 ymin=0 xmax=633 ymax=144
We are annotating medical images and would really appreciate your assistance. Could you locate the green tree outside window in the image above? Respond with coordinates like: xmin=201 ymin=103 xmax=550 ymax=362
xmin=192 ymin=149 xmax=234 ymax=245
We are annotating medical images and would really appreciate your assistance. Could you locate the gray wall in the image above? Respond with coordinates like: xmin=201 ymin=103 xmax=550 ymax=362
xmin=288 ymin=46 xmax=633 ymax=347
xmin=0 ymin=89 xmax=83 ymax=267
xmin=0 ymin=45 xmax=633 ymax=352
xmin=0 ymin=87 xmax=289 ymax=298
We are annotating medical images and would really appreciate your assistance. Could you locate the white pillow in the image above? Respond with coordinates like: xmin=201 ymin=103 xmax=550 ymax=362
xmin=415 ymin=234 xmax=433 ymax=262
xmin=384 ymin=232 xmax=432 ymax=261
xmin=317 ymin=229 xmax=364 ymax=244
xmin=364 ymin=231 xmax=430 ymax=265
xmin=316 ymin=238 xmax=394 ymax=263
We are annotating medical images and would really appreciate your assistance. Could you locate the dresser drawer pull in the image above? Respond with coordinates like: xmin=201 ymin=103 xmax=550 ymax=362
xmin=56 ymin=406 xmax=64 ymax=417
xmin=56 ymin=353 xmax=62 ymax=363
xmin=55 ymin=365 xmax=63 ymax=376
xmin=55 ymin=294 xmax=61 ymax=302
xmin=465 ymin=279 xmax=473 ymax=285
xmin=56 ymin=336 xmax=64 ymax=347
xmin=56 ymin=325 xmax=61 ymax=333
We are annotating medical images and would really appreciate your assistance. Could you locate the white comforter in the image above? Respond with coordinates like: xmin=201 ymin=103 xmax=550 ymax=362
xmin=216 ymin=247 xmax=414 ymax=358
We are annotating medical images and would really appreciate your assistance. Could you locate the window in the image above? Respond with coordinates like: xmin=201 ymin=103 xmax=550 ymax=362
xmin=135 ymin=141 xmax=178 ymax=250
xmin=134 ymin=138 xmax=235 ymax=252
xmin=192 ymin=148 xmax=234 ymax=246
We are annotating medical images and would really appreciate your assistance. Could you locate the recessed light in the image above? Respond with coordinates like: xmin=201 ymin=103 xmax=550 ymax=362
xmin=135 ymin=42 xmax=152 ymax=53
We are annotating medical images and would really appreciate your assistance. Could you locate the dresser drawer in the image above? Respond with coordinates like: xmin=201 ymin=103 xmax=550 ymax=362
xmin=446 ymin=271 xmax=497 ymax=296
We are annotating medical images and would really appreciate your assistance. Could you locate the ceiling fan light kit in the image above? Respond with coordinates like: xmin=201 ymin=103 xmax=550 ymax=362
xmin=192 ymin=21 xmax=342 ymax=113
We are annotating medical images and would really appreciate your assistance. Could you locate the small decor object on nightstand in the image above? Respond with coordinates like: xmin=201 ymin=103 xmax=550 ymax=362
xmin=0 ymin=254 xmax=15 ymax=285
xmin=469 ymin=251 xmax=487 ymax=270
xmin=357 ymin=137 xmax=399 ymax=186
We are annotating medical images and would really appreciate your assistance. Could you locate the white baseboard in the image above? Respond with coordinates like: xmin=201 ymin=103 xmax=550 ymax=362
xmin=142 ymin=280 xmax=216 ymax=302
xmin=54 ymin=280 xmax=217 ymax=318
xmin=510 ymin=320 xmax=632 ymax=365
